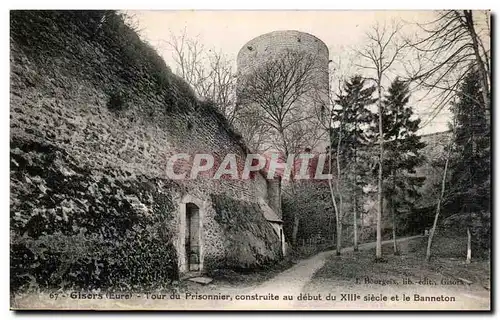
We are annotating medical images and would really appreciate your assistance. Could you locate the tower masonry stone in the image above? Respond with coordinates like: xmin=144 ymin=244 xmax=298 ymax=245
xmin=236 ymin=30 xmax=330 ymax=152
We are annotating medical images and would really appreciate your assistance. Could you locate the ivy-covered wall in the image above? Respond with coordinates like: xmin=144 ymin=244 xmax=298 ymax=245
xmin=10 ymin=10 xmax=281 ymax=292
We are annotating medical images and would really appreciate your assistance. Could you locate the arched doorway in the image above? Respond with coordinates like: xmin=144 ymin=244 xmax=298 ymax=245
xmin=185 ymin=203 xmax=200 ymax=271
xmin=178 ymin=195 xmax=204 ymax=274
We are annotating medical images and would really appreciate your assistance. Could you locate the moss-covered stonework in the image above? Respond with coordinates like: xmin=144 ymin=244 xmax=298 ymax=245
xmin=10 ymin=138 xmax=182 ymax=291
xmin=10 ymin=11 xmax=281 ymax=292
xmin=209 ymin=194 xmax=281 ymax=271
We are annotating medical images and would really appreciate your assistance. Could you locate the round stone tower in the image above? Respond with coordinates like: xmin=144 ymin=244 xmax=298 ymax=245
xmin=236 ymin=30 xmax=330 ymax=152
xmin=237 ymin=30 xmax=329 ymax=83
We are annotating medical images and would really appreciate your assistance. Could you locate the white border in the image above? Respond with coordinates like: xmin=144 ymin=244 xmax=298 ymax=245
xmin=1 ymin=2 xmax=497 ymax=320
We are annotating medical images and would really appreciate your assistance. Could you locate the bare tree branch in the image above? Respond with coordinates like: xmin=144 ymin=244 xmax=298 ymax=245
xmin=404 ymin=10 xmax=490 ymax=125
xmin=162 ymin=30 xmax=238 ymax=125
xmin=355 ymin=21 xmax=407 ymax=259
xmin=238 ymin=49 xmax=323 ymax=155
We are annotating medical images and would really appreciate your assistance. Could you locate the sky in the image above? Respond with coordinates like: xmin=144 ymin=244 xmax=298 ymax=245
xmin=130 ymin=10 xmax=484 ymax=135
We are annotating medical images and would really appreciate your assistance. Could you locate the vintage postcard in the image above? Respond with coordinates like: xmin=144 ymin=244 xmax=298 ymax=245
xmin=10 ymin=10 xmax=491 ymax=311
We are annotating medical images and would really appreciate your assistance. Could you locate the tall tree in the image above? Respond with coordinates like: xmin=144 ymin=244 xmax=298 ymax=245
xmin=311 ymin=74 xmax=344 ymax=256
xmin=238 ymin=49 xmax=324 ymax=245
xmin=426 ymin=120 xmax=455 ymax=262
xmin=446 ymin=69 xmax=490 ymax=259
xmin=334 ymin=75 xmax=376 ymax=251
xmin=311 ymin=58 xmax=360 ymax=255
xmin=374 ymin=78 xmax=426 ymax=254
xmin=356 ymin=22 xmax=407 ymax=259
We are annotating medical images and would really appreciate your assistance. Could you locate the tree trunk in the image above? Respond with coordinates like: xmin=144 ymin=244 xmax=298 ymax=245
xmin=387 ymin=171 xmax=399 ymax=255
xmin=336 ymin=220 xmax=343 ymax=256
xmin=327 ymin=178 xmax=341 ymax=255
xmin=353 ymin=195 xmax=359 ymax=251
xmin=376 ymin=83 xmax=383 ymax=259
xmin=466 ymin=227 xmax=472 ymax=264
xmin=391 ymin=197 xmax=399 ymax=255
xmin=327 ymin=147 xmax=340 ymax=254
xmin=288 ymin=170 xmax=299 ymax=246
xmin=328 ymin=199 xmax=334 ymax=241
xmin=326 ymin=110 xmax=345 ymax=256
xmin=360 ymin=207 xmax=364 ymax=244
xmin=283 ymin=138 xmax=299 ymax=245
xmin=327 ymin=163 xmax=342 ymax=256
xmin=352 ymin=148 xmax=359 ymax=252
xmin=335 ymin=125 xmax=344 ymax=256
xmin=391 ymin=217 xmax=398 ymax=254
xmin=426 ymin=146 xmax=451 ymax=262
xmin=463 ymin=10 xmax=490 ymax=122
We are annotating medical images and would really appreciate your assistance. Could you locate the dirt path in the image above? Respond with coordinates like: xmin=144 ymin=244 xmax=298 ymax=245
xmin=222 ymin=234 xmax=489 ymax=310
xmin=223 ymin=235 xmax=423 ymax=310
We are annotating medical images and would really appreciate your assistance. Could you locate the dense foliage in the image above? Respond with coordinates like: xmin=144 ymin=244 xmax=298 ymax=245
xmin=333 ymin=75 xmax=377 ymax=238
xmin=10 ymin=139 xmax=181 ymax=292
xmin=445 ymin=69 xmax=491 ymax=255
xmin=373 ymin=78 xmax=426 ymax=237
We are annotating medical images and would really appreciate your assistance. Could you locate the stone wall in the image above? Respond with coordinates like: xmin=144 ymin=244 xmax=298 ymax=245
xmin=415 ymin=130 xmax=452 ymax=209
xmin=359 ymin=130 xmax=452 ymax=240
xmin=266 ymin=179 xmax=282 ymax=220
xmin=237 ymin=30 xmax=329 ymax=80
xmin=10 ymin=11 xmax=281 ymax=290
